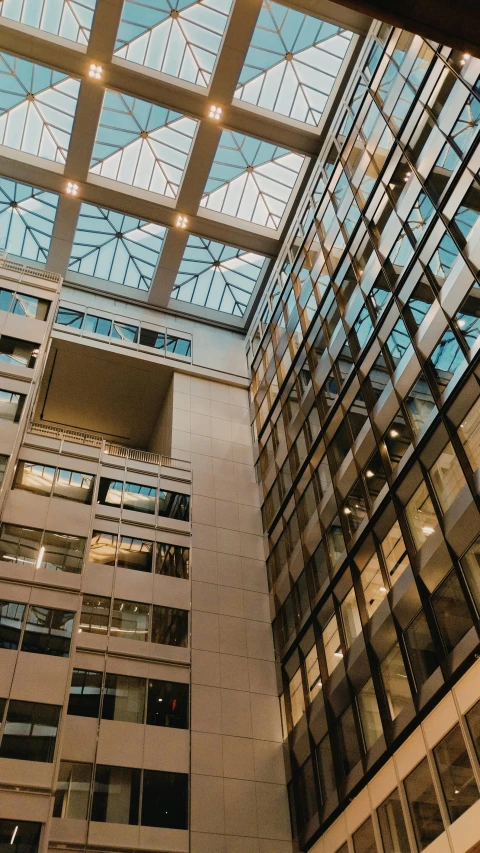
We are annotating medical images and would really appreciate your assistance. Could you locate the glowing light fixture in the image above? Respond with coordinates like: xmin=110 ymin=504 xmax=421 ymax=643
xmin=10 ymin=827 xmax=18 ymax=846
xmin=66 ymin=181 xmax=79 ymax=196
xmin=35 ymin=546 xmax=45 ymax=569
xmin=89 ymin=63 xmax=102 ymax=79
xmin=209 ymin=105 xmax=222 ymax=120
xmin=365 ymin=470 xmax=374 ymax=478
xmin=389 ymin=429 xmax=399 ymax=438
xmin=422 ymin=525 xmax=435 ymax=536
xmin=176 ymin=215 xmax=188 ymax=229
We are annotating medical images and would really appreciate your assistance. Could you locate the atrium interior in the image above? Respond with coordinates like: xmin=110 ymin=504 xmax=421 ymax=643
xmin=0 ymin=3 xmax=479 ymax=853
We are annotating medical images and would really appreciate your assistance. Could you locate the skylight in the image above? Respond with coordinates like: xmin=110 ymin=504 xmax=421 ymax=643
xmin=172 ymin=236 xmax=266 ymax=315
xmin=0 ymin=177 xmax=58 ymax=263
xmin=0 ymin=0 xmax=97 ymax=45
xmin=90 ymin=91 xmax=197 ymax=198
xmin=200 ymin=131 xmax=304 ymax=229
xmin=114 ymin=0 xmax=233 ymax=87
xmin=0 ymin=53 xmax=79 ymax=163
xmin=68 ymin=203 xmax=166 ymax=290
xmin=235 ymin=2 xmax=352 ymax=125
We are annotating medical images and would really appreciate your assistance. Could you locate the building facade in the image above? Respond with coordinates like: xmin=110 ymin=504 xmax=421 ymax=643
xmin=0 ymin=7 xmax=478 ymax=853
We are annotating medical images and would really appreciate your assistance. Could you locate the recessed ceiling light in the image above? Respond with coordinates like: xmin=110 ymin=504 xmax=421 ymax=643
xmin=208 ymin=105 xmax=222 ymax=120
xmin=365 ymin=469 xmax=374 ymax=478
xmin=389 ymin=429 xmax=399 ymax=438
xmin=379 ymin=586 xmax=387 ymax=593
xmin=66 ymin=181 xmax=79 ymax=196
xmin=176 ymin=215 xmax=188 ymax=229
xmin=334 ymin=650 xmax=343 ymax=658
xmin=422 ymin=525 xmax=435 ymax=536
xmin=344 ymin=507 xmax=352 ymax=515
xmin=89 ymin=63 xmax=102 ymax=79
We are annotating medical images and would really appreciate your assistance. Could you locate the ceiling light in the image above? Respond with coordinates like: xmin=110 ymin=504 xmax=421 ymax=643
xmin=35 ymin=546 xmax=45 ymax=569
xmin=365 ymin=470 xmax=374 ymax=478
xmin=334 ymin=650 xmax=343 ymax=658
xmin=457 ymin=318 xmax=466 ymax=327
xmin=422 ymin=525 xmax=435 ymax=536
xmin=379 ymin=586 xmax=387 ymax=593
xmin=66 ymin=181 xmax=79 ymax=196
xmin=344 ymin=507 xmax=352 ymax=515
xmin=389 ymin=429 xmax=399 ymax=438
xmin=10 ymin=826 xmax=18 ymax=845
xmin=89 ymin=63 xmax=102 ymax=79
xmin=208 ymin=105 xmax=222 ymax=120
xmin=464 ymin=54 xmax=470 ymax=59
xmin=455 ymin=789 xmax=460 ymax=794
xmin=176 ymin=215 xmax=188 ymax=229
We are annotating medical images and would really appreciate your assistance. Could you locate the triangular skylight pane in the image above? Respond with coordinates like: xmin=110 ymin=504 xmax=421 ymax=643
xmin=235 ymin=1 xmax=352 ymax=125
xmin=172 ymin=235 xmax=265 ymax=315
xmin=0 ymin=53 xmax=79 ymax=163
xmin=68 ymin=203 xmax=166 ymax=291
xmin=0 ymin=0 xmax=97 ymax=45
xmin=114 ymin=0 xmax=233 ymax=87
xmin=90 ymin=91 xmax=197 ymax=198
xmin=0 ymin=177 xmax=58 ymax=263
xmin=200 ymin=131 xmax=304 ymax=229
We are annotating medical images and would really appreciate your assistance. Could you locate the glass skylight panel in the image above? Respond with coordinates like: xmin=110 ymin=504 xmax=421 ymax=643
xmin=0 ymin=0 xmax=97 ymax=45
xmin=68 ymin=203 xmax=166 ymax=291
xmin=200 ymin=131 xmax=304 ymax=229
xmin=235 ymin=1 xmax=352 ymax=125
xmin=90 ymin=92 xmax=197 ymax=198
xmin=114 ymin=0 xmax=233 ymax=87
xmin=0 ymin=177 xmax=58 ymax=263
xmin=0 ymin=53 xmax=79 ymax=164
xmin=172 ymin=236 xmax=265 ymax=316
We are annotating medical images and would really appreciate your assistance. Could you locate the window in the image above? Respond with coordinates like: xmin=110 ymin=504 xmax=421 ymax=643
xmin=0 ymin=601 xmax=25 ymax=649
xmin=459 ymin=397 xmax=480 ymax=471
xmin=352 ymin=817 xmax=377 ymax=853
xmin=0 ymin=821 xmax=41 ymax=853
xmin=405 ymin=375 xmax=436 ymax=432
xmin=79 ymin=595 xmax=110 ymax=636
xmin=166 ymin=335 xmax=191 ymax=357
xmin=404 ymin=757 xmax=444 ymax=850
xmin=54 ymin=468 xmax=94 ymax=503
xmin=21 ymin=606 xmax=74 ymax=657
xmin=316 ymin=735 xmax=336 ymax=803
xmin=404 ymin=612 xmax=438 ymax=688
xmin=380 ymin=644 xmax=411 ymax=720
xmin=433 ymin=723 xmax=479 ymax=822
xmin=12 ymin=292 xmax=50 ymax=320
xmin=89 ymin=530 xmax=117 ymax=565
xmin=461 ymin=537 xmax=480 ymax=614
xmin=14 ymin=461 xmax=55 ymax=496
xmin=305 ymin=645 xmax=321 ymax=702
xmin=405 ymin=482 xmax=438 ymax=549
xmin=0 ymin=700 xmax=60 ymax=762
xmin=297 ymin=757 xmax=318 ymax=828
xmin=117 ymin=536 xmax=153 ymax=572
xmin=111 ymin=600 xmax=149 ymax=642
xmin=323 ymin=615 xmax=342 ymax=675
xmin=377 ymin=788 xmax=409 ymax=853
xmin=123 ymin=482 xmax=156 ymax=515
xmin=41 ymin=532 xmax=85 ymax=574
xmin=338 ymin=705 xmax=361 ymax=777
xmin=340 ymin=588 xmax=362 ymax=647
xmin=430 ymin=443 xmax=467 ymax=512
xmin=102 ymin=674 xmax=145 ymax=723
xmin=0 ymin=454 xmax=7 ymax=486
xmin=91 ymin=765 xmax=141 ymax=824
xmin=360 ymin=552 xmax=387 ymax=618
xmin=0 ymin=336 xmax=39 ymax=369
xmin=56 ymin=306 xmax=84 ymax=328
xmin=431 ymin=569 xmax=473 ymax=654
xmin=357 ymin=678 xmax=383 ymax=750
xmin=146 ymin=680 xmax=189 ymax=729
xmin=158 ymin=491 xmax=190 ymax=521
xmin=380 ymin=520 xmax=409 ymax=583
xmin=289 ymin=668 xmax=305 ymax=727
xmin=54 ymin=761 xmax=92 ymax=819
xmin=84 ymin=314 xmax=112 ymax=336
xmin=68 ymin=669 xmax=102 ymax=718
xmin=97 ymin=479 xmax=123 ymax=508
xmin=152 ymin=605 xmax=189 ymax=647
xmin=139 ymin=328 xmax=165 ymax=349
xmin=142 ymin=770 xmax=188 ymax=828
xmin=466 ymin=700 xmax=480 ymax=763
xmin=0 ymin=389 xmax=25 ymax=422
xmin=156 ymin=542 xmax=190 ymax=579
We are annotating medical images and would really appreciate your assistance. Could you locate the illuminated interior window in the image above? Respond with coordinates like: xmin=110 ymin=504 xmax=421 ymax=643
xmin=200 ymin=131 xmax=304 ymax=229
xmin=172 ymin=236 xmax=266 ymax=316
xmin=0 ymin=0 xmax=97 ymax=45
xmin=0 ymin=53 xmax=79 ymax=164
xmin=114 ymin=0 xmax=233 ymax=87
xmin=68 ymin=203 xmax=166 ymax=291
xmin=0 ymin=177 xmax=58 ymax=263
xmin=236 ymin=1 xmax=352 ymax=125
xmin=90 ymin=91 xmax=197 ymax=198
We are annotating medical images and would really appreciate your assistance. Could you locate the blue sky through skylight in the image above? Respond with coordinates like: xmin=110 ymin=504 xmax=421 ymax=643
xmin=235 ymin=2 xmax=352 ymax=125
xmin=0 ymin=0 xmax=97 ymax=45
xmin=90 ymin=91 xmax=197 ymax=198
xmin=69 ymin=203 xmax=166 ymax=291
xmin=172 ymin=236 xmax=265 ymax=315
xmin=0 ymin=53 xmax=79 ymax=163
xmin=115 ymin=0 xmax=233 ymax=87
xmin=0 ymin=177 xmax=58 ymax=263
xmin=201 ymin=131 xmax=304 ymax=229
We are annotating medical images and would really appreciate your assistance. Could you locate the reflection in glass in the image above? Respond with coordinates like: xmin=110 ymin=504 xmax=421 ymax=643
xmin=404 ymin=757 xmax=444 ymax=850
xmin=380 ymin=644 xmax=411 ymax=720
xmin=111 ymin=600 xmax=149 ymax=642
xmin=353 ymin=817 xmax=376 ymax=853
xmin=405 ymin=482 xmax=438 ymax=549
xmin=377 ymin=788 xmax=409 ymax=853
xmin=357 ymin=678 xmax=383 ymax=750
xmin=54 ymin=761 xmax=92 ymax=819
xmin=431 ymin=569 xmax=473 ymax=654
xmin=102 ymin=673 xmax=145 ymax=723
xmin=404 ymin=612 xmax=438 ymax=689
xmin=433 ymin=723 xmax=479 ymax=822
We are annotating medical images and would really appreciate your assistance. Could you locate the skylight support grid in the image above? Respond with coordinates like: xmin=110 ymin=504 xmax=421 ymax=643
xmin=0 ymin=0 xmax=97 ymax=45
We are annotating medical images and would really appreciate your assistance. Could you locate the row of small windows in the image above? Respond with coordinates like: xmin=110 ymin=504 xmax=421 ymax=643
xmin=56 ymin=306 xmax=192 ymax=357
xmin=12 ymin=461 xmax=191 ymax=519
xmin=68 ymin=668 xmax=188 ymax=729
xmin=292 ymin=699 xmax=480 ymax=851
xmin=0 ymin=523 xmax=189 ymax=579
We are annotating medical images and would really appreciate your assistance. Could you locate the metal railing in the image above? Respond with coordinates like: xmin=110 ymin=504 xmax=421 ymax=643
xmin=27 ymin=422 xmax=191 ymax=472
xmin=0 ymin=255 xmax=62 ymax=285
